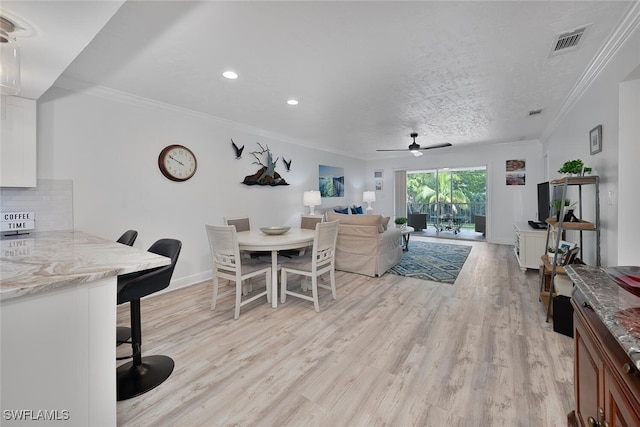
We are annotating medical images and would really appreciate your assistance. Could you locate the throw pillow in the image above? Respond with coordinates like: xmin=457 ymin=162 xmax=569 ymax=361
xmin=334 ymin=207 xmax=349 ymax=214
xmin=351 ymin=205 xmax=363 ymax=214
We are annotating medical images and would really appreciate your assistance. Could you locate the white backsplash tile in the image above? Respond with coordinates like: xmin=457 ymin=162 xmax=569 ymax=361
xmin=1 ymin=180 xmax=73 ymax=231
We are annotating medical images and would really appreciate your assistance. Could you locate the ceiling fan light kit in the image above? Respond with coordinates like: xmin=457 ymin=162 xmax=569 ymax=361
xmin=377 ymin=132 xmax=452 ymax=155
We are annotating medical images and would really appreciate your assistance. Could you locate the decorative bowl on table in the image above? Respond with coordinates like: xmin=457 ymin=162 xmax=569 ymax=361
xmin=259 ymin=226 xmax=290 ymax=235
xmin=605 ymin=266 xmax=640 ymax=298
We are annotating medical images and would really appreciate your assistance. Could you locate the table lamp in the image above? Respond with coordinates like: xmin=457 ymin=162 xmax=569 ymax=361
xmin=363 ymin=191 xmax=376 ymax=213
xmin=303 ymin=190 xmax=321 ymax=215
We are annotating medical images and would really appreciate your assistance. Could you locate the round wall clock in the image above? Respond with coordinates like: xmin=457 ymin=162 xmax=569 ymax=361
xmin=158 ymin=144 xmax=198 ymax=182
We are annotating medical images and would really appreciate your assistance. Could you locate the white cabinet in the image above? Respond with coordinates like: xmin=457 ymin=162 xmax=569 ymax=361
xmin=1 ymin=96 xmax=36 ymax=187
xmin=514 ymin=223 xmax=547 ymax=272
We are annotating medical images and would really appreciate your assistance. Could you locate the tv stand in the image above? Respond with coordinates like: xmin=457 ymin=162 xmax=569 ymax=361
xmin=514 ymin=223 xmax=547 ymax=272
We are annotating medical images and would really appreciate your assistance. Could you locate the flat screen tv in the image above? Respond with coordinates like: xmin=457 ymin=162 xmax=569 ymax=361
xmin=537 ymin=181 xmax=550 ymax=222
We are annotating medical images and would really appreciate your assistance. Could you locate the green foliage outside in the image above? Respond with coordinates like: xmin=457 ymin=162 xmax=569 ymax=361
xmin=407 ymin=169 xmax=487 ymax=228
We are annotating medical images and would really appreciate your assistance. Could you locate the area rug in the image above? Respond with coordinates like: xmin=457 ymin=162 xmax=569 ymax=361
xmin=389 ymin=241 xmax=472 ymax=284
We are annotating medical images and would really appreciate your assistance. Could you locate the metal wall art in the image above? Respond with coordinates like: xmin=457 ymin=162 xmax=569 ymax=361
xmin=282 ymin=157 xmax=292 ymax=172
xmin=242 ymin=142 xmax=289 ymax=186
xmin=231 ymin=139 xmax=244 ymax=159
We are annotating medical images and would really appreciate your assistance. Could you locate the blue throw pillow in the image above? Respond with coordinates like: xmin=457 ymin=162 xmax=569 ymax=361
xmin=351 ymin=206 xmax=363 ymax=214
xmin=334 ymin=207 xmax=349 ymax=214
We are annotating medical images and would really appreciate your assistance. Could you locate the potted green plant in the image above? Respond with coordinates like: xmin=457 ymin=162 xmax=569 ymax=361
xmin=394 ymin=217 xmax=407 ymax=229
xmin=547 ymin=246 xmax=564 ymax=264
xmin=558 ymin=159 xmax=584 ymax=175
xmin=553 ymin=199 xmax=571 ymax=221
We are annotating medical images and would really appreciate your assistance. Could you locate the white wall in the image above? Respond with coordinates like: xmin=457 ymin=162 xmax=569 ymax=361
xmin=36 ymin=86 xmax=365 ymax=289
xmin=617 ymin=69 xmax=640 ymax=265
xmin=543 ymin=23 xmax=640 ymax=266
xmin=367 ymin=140 xmax=545 ymax=245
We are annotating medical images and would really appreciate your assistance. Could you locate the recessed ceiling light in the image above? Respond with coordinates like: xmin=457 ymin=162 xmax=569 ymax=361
xmin=287 ymin=99 xmax=299 ymax=106
xmin=222 ymin=71 xmax=238 ymax=80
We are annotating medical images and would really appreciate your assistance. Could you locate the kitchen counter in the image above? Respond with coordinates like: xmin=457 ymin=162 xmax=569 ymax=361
xmin=566 ymin=264 xmax=640 ymax=370
xmin=1 ymin=230 xmax=169 ymax=301
xmin=1 ymin=230 xmax=171 ymax=426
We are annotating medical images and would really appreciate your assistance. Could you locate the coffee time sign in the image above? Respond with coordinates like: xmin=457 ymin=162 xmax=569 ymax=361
xmin=1 ymin=212 xmax=35 ymax=233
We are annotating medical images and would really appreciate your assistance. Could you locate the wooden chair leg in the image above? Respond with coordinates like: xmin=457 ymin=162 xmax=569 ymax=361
xmin=266 ymin=270 xmax=272 ymax=304
xmin=281 ymin=270 xmax=288 ymax=304
xmin=234 ymin=277 xmax=242 ymax=320
xmin=330 ymin=269 xmax=337 ymax=299
xmin=211 ymin=274 xmax=219 ymax=310
xmin=311 ymin=276 xmax=320 ymax=312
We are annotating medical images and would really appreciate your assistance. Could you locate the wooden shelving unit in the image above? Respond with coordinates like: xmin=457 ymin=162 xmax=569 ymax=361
xmin=543 ymin=176 xmax=600 ymax=322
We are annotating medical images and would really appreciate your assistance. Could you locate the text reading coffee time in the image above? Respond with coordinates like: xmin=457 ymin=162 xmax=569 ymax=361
xmin=4 ymin=212 xmax=31 ymax=229
xmin=1 ymin=212 xmax=35 ymax=232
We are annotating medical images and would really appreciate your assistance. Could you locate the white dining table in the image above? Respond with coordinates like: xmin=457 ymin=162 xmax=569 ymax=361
xmin=236 ymin=228 xmax=315 ymax=308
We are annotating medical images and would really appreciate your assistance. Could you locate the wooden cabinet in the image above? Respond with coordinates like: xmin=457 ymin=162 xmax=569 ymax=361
xmin=514 ymin=223 xmax=547 ymax=272
xmin=571 ymin=289 xmax=640 ymax=427
xmin=0 ymin=96 xmax=36 ymax=187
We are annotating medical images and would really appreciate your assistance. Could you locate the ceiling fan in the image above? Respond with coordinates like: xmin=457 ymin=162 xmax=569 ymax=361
xmin=377 ymin=132 xmax=452 ymax=157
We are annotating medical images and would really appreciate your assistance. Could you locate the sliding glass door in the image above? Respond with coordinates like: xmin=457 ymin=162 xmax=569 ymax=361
xmin=407 ymin=167 xmax=486 ymax=237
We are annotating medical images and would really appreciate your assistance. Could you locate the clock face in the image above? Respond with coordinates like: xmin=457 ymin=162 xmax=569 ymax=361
xmin=158 ymin=145 xmax=197 ymax=182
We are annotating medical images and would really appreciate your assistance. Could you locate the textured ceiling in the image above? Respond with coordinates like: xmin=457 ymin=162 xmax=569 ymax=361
xmin=7 ymin=1 xmax=638 ymax=159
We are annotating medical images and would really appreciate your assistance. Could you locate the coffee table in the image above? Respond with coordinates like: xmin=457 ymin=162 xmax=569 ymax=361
xmin=399 ymin=226 xmax=415 ymax=251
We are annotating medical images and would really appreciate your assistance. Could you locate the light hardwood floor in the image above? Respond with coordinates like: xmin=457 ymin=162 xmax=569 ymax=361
xmin=117 ymin=236 xmax=574 ymax=426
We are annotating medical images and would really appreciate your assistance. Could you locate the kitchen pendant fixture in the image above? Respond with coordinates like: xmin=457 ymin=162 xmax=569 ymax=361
xmin=0 ymin=16 xmax=20 ymax=95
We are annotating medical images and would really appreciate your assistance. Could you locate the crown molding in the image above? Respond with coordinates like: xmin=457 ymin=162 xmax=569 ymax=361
xmin=52 ymin=76 xmax=360 ymax=160
xmin=53 ymin=76 xmax=296 ymax=142
xmin=541 ymin=1 xmax=640 ymax=141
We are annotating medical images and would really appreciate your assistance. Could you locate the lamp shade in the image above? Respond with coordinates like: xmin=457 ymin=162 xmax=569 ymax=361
xmin=363 ymin=191 xmax=376 ymax=203
xmin=0 ymin=18 xmax=20 ymax=95
xmin=303 ymin=190 xmax=321 ymax=207
xmin=303 ymin=190 xmax=321 ymax=215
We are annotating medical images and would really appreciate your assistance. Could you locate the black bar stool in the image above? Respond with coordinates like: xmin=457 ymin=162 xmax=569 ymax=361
xmin=115 ymin=230 xmax=138 ymax=347
xmin=116 ymin=238 xmax=181 ymax=401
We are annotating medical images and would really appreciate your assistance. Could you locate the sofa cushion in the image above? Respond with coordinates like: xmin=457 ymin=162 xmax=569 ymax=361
xmin=381 ymin=216 xmax=390 ymax=231
xmin=327 ymin=211 xmax=382 ymax=227
xmin=334 ymin=207 xmax=349 ymax=214
xmin=350 ymin=205 xmax=363 ymax=214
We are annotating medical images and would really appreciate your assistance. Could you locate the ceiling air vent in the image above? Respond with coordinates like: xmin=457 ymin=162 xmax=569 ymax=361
xmin=549 ymin=26 xmax=588 ymax=57
xmin=529 ymin=109 xmax=543 ymax=116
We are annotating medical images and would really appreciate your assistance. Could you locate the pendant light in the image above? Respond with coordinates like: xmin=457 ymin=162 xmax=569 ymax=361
xmin=0 ymin=16 xmax=20 ymax=95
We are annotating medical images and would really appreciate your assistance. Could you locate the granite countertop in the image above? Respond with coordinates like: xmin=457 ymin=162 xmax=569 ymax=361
xmin=566 ymin=264 xmax=640 ymax=369
xmin=0 ymin=230 xmax=171 ymax=301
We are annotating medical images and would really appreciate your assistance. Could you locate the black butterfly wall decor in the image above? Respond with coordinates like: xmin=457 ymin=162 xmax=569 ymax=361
xmin=231 ymin=139 xmax=244 ymax=159
xmin=282 ymin=157 xmax=292 ymax=172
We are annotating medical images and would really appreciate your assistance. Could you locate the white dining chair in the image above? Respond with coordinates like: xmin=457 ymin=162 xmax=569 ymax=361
xmin=223 ymin=215 xmax=257 ymax=293
xmin=205 ymin=224 xmax=271 ymax=319
xmin=280 ymin=214 xmax=324 ymax=258
xmin=280 ymin=220 xmax=339 ymax=312
xmin=223 ymin=216 xmax=251 ymax=232
xmin=298 ymin=214 xmax=323 ymax=256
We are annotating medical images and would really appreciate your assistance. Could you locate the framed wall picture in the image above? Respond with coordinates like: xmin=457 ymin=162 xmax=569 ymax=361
xmin=319 ymin=165 xmax=345 ymax=197
xmin=374 ymin=169 xmax=383 ymax=179
xmin=590 ymin=125 xmax=602 ymax=155
xmin=506 ymin=159 xmax=526 ymax=186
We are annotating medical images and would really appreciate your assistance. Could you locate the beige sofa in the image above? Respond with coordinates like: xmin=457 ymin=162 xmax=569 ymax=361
xmin=326 ymin=211 xmax=402 ymax=277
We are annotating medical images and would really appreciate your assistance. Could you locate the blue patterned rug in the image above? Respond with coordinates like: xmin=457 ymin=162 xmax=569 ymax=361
xmin=389 ymin=241 xmax=472 ymax=284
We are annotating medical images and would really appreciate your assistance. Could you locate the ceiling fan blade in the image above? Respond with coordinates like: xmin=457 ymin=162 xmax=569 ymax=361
xmin=376 ymin=148 xmax=413 ymax=152
xmin=418 ymin=142 xmax=452 ymax=150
